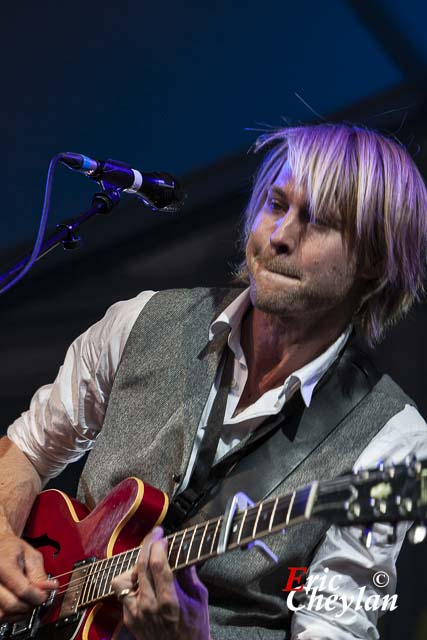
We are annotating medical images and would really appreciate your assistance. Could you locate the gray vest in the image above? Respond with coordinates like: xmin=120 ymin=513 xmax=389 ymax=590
xmin=78 ymin=288 xmax=413 ymax=640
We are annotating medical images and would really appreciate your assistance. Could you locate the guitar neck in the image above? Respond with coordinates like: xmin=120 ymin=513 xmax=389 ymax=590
xmin=77 ymin=482 xmax=318 ymax=608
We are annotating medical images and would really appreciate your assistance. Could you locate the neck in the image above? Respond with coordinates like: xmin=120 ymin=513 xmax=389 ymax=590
xmin=241 ymin=307 xmax=349 ymax=398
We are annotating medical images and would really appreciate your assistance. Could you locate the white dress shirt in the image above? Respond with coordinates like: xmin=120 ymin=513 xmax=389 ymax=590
xmin=7 ymin=289 xmax=427 ymax=640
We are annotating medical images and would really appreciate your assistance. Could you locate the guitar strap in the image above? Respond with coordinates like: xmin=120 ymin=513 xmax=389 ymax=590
xmin=163 ymin=346 xmax=234 ymax=528
xmin=163 ymin=340 xmax=381 ymax=529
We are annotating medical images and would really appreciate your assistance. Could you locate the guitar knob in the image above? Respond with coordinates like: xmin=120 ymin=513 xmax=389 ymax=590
xmin=349 ymin=502 xmax=361 ymax=519
xmin=376 ymin=460 xmax=385 ymax=472
xmin=361 ymin=526 xmax=374 ymax=548
xmin=378 ymin=500 xmax=388 ymax=515
xmin=399 ymin=497 xmax=413 ymax=516
xmin=408 ymin=524 xmax=427 ymax=545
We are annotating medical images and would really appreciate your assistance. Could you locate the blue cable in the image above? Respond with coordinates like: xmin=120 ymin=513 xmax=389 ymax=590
xmin=0 ymin=153 xmax=63 ymax=296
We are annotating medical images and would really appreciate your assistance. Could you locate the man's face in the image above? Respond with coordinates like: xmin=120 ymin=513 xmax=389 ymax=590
xmin=245 ymin=163 xmax=361 ymax=322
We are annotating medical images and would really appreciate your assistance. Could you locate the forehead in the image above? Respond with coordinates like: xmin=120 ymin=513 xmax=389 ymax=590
xmin=274 ymin=160 xmax=293 ymax=186
xmin=270 ymin=160 xmax=307 ymax=204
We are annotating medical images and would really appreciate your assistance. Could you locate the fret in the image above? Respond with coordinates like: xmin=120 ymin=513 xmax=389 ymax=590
xmin=125 ymin=549 xmax=137 ymax=572
xmin=174 ymin=528 xmax=188 ymax=568
xmin=91 ymin=560 xmax=110 ymax=602
xmin=86 ymin=562 xmax=98 ymax=602
xmin=78 ymin=561 xmax=96 ymax=607
xmin=237 ymin=508 xmax=247 ymax=544
xmin=102 ymin=550 xmax=138 ymax=600
xmin=291 ymin=485 xmax=313 ymax=520
xmin=113 ymin=552 xmax=127 ymax=579
xmin=96 ymin=558 xmax=110 ymax=599
xmin=105 ymin=553 xmax=122 ymax=597
xmin=168 ymin=532 xmax=177 ymax=562
xmin=269 ymin=497 xmax=278 ymax=531
xmin=168 ymin=531 xmax=184 ymax=567
xmin=239 ymin=507 xmax=256 ymax=541
xmin=94 ymin=556 xmax=113 ymax=601
xmin=254 ymin=495 xmax=291 ymax=533
xmin=105 ymin=553 xmax=126 ymax=600
xmin=177 ymin=527 xmax=199 ymax=567
xmin=286 ymin=492 xmax=296 ymax=524
xmin=225 ymin=510 xmax=241 ymax=547
xmin=210 ymin=519 xmax=221 ymax=554
xmin=252 ymin=502 xmax=263 ymax=538
xmin=199 ymin=520 xmax=219 ymax=558
xmin=185 ymin=526 xmax=198 ymax=564
xmin=259 ymin=501 xmax=273 ymax=530
xmin=198 ymin=521 xmax=209 ymax=559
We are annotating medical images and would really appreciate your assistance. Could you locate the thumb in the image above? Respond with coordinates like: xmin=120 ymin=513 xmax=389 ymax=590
xmin=23 ymin=546 xmax=50 ymax=585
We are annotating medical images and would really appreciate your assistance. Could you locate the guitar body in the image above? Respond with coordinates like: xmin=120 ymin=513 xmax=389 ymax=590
xmin=20 ymin=478 xmax=168 ymax=640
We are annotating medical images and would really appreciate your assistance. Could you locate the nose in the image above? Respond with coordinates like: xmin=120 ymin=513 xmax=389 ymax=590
xmin=270 ymin=208 xmax=302 ymax=254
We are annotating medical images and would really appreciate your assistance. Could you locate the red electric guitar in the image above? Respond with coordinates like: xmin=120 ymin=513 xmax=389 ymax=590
xmin=1 ymin=458 xmax=426 ymax=640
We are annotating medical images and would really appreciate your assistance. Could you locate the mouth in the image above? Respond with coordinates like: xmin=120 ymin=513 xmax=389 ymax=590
xmin=268 ymin=269 xmax=300 ymax=280
xmin=254 ymin=255 xmax=301 ymax=280
xmin=260 ymin=263 xmax=301 ymax=281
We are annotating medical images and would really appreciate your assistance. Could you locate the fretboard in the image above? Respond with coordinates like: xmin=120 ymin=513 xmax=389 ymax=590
xmin=77 ymin=482 xmax=317 ymax=608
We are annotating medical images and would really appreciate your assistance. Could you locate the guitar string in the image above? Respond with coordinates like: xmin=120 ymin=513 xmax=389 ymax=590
xmin=49 ymin=512 xmax=251 ymax=600
xmin=45 ymin=491 xmax=313 ymax=604
xmin=28 ymin=472 xmax=395 ymax=609
xmin=46 ymin=517 xmax=229 ymax=599
xmin=42 ymin=515 xmax=224 ymax=584
xmin=33 ymin=476 xmax=351 ymax=586
xmin=48 ymin=496 xmax=294 ymax=598
xmin=42 ymin=492 xmax=302 ymax=602
xmin=52 ymin=495 xmax=311 ymax=607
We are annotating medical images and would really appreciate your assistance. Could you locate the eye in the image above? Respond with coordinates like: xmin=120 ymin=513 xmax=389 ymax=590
xmin=268 ymin=197 xmax=288 ymax=213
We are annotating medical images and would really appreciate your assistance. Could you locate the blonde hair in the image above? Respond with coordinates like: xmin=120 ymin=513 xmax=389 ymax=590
xmin=239 ymin=123 xmax=427 ymax=345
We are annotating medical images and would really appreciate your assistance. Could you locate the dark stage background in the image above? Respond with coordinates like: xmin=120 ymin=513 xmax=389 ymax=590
xmin=1 ymin=1 xmax=427 ymax=637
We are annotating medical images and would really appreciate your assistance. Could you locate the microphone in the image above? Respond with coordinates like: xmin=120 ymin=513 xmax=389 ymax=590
xmin=60 ymin=152 xmax=185 ymax=211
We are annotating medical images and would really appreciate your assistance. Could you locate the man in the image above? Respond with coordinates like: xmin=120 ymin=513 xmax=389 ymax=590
xmin=1 ymin=123 xmax=427 ymax=639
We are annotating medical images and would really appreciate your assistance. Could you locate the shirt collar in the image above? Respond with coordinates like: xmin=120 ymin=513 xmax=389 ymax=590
xmin=209 ymin=287 xmax=352 ymax=408
xmin=290 ymin=326 xmax=352 ymax=406
xmin=209 ymin=288 xmax=251 ymax=341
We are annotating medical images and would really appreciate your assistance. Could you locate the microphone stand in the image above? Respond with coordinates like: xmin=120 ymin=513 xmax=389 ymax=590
xmin=0 ymin=186 xmax=121 ymax=289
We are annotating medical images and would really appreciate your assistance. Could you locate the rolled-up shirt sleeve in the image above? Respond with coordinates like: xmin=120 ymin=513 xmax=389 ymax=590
xmin=7 ymin=291 xmax=156 ymax=481
xmin=291 ymin=404 xmax=427 ymax=639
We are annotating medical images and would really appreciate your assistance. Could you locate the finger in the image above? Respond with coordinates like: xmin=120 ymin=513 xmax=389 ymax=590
xmin=176 ymin=565 xmax=208 ymax=601
xmin=137 ymin=527 xmax=163 ymax=582
xmin=23 ymin=548 xmax=58 ymax=591
xmin=149 ymin=538 xmax=178 ymax=614
xmin=0 ymin=561 xmax=50 ymax=607
xmin=0 ymin=583 xmax=30 ymax=618
xmin=111 ymin=570 xmax=134 ymax=593
xmin=134 ymin=526 xmax=164 ymax=601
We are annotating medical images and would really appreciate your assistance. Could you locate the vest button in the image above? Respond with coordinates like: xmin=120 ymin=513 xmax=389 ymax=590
xmin=172 ymin=473 xmax=181 ymax=483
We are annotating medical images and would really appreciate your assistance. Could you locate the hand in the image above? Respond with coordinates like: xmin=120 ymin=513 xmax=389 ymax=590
xmin=0 ymin=533 xmax=58 ymax=622
xmin=112 ymin=526 xmax=210 ymax=640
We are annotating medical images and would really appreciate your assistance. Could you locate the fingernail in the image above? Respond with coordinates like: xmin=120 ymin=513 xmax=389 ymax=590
xmin=152 ymin=526 xmax=164 ymax=537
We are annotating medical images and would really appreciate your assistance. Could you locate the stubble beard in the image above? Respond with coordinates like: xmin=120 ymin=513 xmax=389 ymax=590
xmin=248 ymin=260 xmax=359 ymax=321
xmin=249 ymin=276 xmax=319 ymax=318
